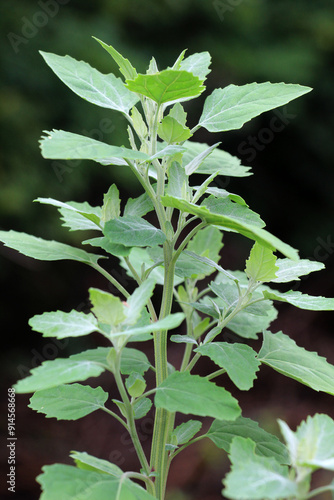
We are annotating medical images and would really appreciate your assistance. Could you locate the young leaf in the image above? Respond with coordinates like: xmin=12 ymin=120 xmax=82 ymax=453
xmin=258 ymin=331 xmax=334 ymax=395
xmin=182 ymin=141 xmax=252 ymax=177
xmin=124 ymin=192 xmax=154 ymax=218
xmin=155 ymin=371 xmax=240 ymax=421
xmin=14 ymin=358 xmax=106 ymax=394
xmin=70 ymin=450 xmax=123 ymax=476
xmin=133 ymin=398 xmax=152 ymax=419
xmin=29 ymin=310 xmax=98 ymax=339
xmin=198 ymin=82 xmax=312 ymax=132
xmin=279 ymin=414 xmax=334 ymax=471
xmin=104 ymin=216 xmax=166 ymax=248
xmin=272 ymin=258 xmax=325 ymax=283
xmin=89 ymin=288 xmax=126 ymax=326
xmin=36 ymin=198 xmax=102 ymax=230
xmin=111 ymin=312 xmax=185 ymax=339
xmin=131 ymin=106 xmax=148 ymax=139
xmin=245 ymin=242 xmax=279 ymax=282
xmin=126 ymin=70 xmax=205 ymax=105
xmin=40 ymin=129 xmax=150 ymax=163
xmin=160 ymin=195 xmax=299 ymax=260
xmin=37 ymin=463 xmax=156 ymax=500
xmin=125 ymin=372 xmax=146 ymax=398
xmin=225 ymin=303 xmax=278 ymax=339
xmin=101 ymin=184 xmax=120 ymax=224
xmin=28 ymin=383 xmax=108 ymax=420
xmin=166 ymin=162 xmax=190 ymax=199
xmin=184 ymin=142 xmax=221 ymax=176
xmin=40 ymin=51 xmax=139 ymax=115
xmin=262 ymin=289 xmax=334 ymax=310
xmin=125 ymin=279 xmax=156 ymax=325
xmin=207 ymin=416 xmax=289 ymax=464
xmin=179 ymin=51 xmax=211 ymax=79
xmin=173 ymin=420 xmax=202 ymax=445
xmin=158 ymin=115 xmax=192 ymax=143
xmin=223 ymin=437 xmax=298 ymax=499
xmin=0 ymin=230 xmax=103 ymax=265
xmin=168 ymin=102 xmax=187 ymax=127
xmin=195 ymin=343 xmax=260 ymax=390
xmin=83 ymin=236 xmax=131 ymax=257
xmin=93 ymin=37 xmax=137 ymax=80
xmin=170 ymin=335 xmax=198 ymax=345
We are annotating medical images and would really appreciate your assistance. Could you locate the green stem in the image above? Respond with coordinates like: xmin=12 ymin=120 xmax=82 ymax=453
xmin=171 ymin=221 xmax=206 ymax=265
xmin=304 ymin=485 xmax=334 ymax=499
xmin=124 ymin=256 xmax=158 ymax=322
xmin=206 ymin=368 xmax=227 ymax=380
xmin=90 ymin=262 xmax=130 ymax=299
xmin=101 ymin=407 xmax=129 ymax=430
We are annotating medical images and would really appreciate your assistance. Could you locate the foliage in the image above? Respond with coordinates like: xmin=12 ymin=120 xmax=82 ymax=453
xmin=2 ymin=39 xmax=334 ymax=499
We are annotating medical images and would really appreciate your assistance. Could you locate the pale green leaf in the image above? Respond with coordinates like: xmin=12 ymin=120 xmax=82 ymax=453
xmin=126 ymin=69 xmax=205 ymax=104
xmin=272 ymin=258 xmax=325 ymax=283
xmin=146 ymin=144 xmax=186 ymax=162
xmin=101 ymin=184 xmax=120 ymax=224
xmin=125 ymin=372 xmax=146 ymax=398
xmin=29 ymin=310 xmax=98 ymax=339
xmin=83 ymin=236 xmax=131 ymax=257
xmin=40 ymin=129 xmax=149 ymax=163
xmin=125 ymin=279 xmax=156 ymax=325
xmin=14 ymin=358 xmax=105 ymax=394
xmin=207 ymin=416 xmax=289 ymax=464
xmin=71 ymin=450 xmax=123 ymax=476
xmin=184 ymin=251 xmax=238 ymax=283
xmin=201 ymin=187 xmax=247 ymax=206
xmin=182 ymin=141 xmax=252 ymax=177
xmin=168 ymin=102 xmax=187 ymax=126
xmin=187 ymin=226 xmax=223 ymax=263
xmin=226 ymin=303 xmax=278 ymax=339
xmin=158 ymin=115 xmax=192 ymax=143
xmin=223 ymin=437 xmax=297 ymax=499
xmin=180 ymin=51 xmax=211 ymax=79
xmin=170 ymin=335 xmax=198 ymax=345
xmin=0 ymin=230 xmax=103 ymax=265
xmin=93 ymin=37 xmax=137 ymax=80
xmin=279 ymin=414 xmax=334 ymax=471
xmin=89 ymin=288 xmax=126 ymax=326
xmin=166 ymin=162 xmax=190 ymax=199
xmin=40 ymin=51 xmax=139 ymax=115
xmin=37 ymin=463 xmax=156 ymax=500
xmin=155 ymin=371 xmax=240 ymax=420
xmin=263 ymin=289 xmax=334 ymax=310
xmin=258 ymin=331 xmax=334 ymax=395
xmin=196 ymin=343 xmax=260 ymax=390
xmin=70 ymin=450 xmax=122 ymax=476
xmin=184 ymin=142 xmax=221 ymax=176
xmin=111 ymin=313 xmax=185 ymax=339
xmin=124 ymin=192 xmax=154 ymax=218
xmin=199 ymin=82 xmax=312 ymax=132
xmin=131 ymin=106 xmax=148 ymax=139
xmin=133 ymin=398 xmax=152 ymax=419
xmin=173 ymin=420 xmax=202 ymax=445
xmin=205 ymin=196 xmax=264 ymax=228
xmin=28 ymin=383 xmax=108 ymax=420
xmin=36 ymin=198 xmax=102 ymax=231
xmin=161 ymin=195 xmax=299 ymax=260
xmin=104 ymin=216 xmax=166 ymax=247
xmin=246 ymin=242 xmax=279 ymax=282
xmin=120 ymin=348 xmax=151 ymax=375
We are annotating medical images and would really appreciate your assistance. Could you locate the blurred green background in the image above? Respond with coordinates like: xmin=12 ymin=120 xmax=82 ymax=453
xmin=1 ymin=1 xmax=334 ymax=499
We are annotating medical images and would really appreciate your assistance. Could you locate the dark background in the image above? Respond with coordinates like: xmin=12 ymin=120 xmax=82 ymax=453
xmin=1 ymin=1 xmax=334 ymax=499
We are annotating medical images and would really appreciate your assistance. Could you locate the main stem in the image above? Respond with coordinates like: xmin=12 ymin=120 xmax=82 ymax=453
xmin=150 ymin=239 xmax=176 ymax=499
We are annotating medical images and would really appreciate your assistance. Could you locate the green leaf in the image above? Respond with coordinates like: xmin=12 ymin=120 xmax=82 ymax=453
xmin=199 ymin=82 xmax=312 ymax=132
xmin=37 ymin=463 xmax=156 ymax=500
xmin=184 ymin=251 xmax=238 ymax=283
xmin=207 ymin=416 xmax=289 ymax=464
xmin=262 ymin=289 xmax=334 ymax=310
xmin=168 ymin=102 xmax=187 ymax=127
xmin=223 ymin=437 xmax=297 ymax=499
xmin=29 ymin=310 xmax=98 ymax=339
xmin=166 ymin=162 xmax=190 ymax=199
xmin=182 ymin=141 xmax=251 ymax=177
xmin=89 ymin=288 xmax=126 ymax=326
xmin=119 ymin=348 xmax=151 ymax=376
xmin=93 ymin=37 xmax=137 ymax=80
xmin=40 ymin=51 xmax=139 ymax=115
xmin=112 ymin=312 xmax=185 ymax=339
xmin=14 ymin=357 xmax=106 ymax=394
xmin=205 ymin=196 xmax=264 ymax=228
xmin=104 ymin=216 xmax=166 ymax=247
xmin=180 ymin=51 xmax=211 ymax=79
xmin=258 ymin=331 xmax=334 ymax=395
xmin=28 ymin=383 xmax=108 ymax=420
xmin=187 ymin=226 xmax=223 ymax=264
xmin=173 ymin=420 xmax=202 ymax=445
xmin=155 ymin=371 xmax=240 ymax=420
xmin=133 ymin=397 xmax=152 ymax=419
xmin=70 ymin=450 xmax=123 ymax=476
xmin=170 ymin=335 xmax=198 ymax=345
xmin=184 ymin=142 xmax=221 ymax=176
xmin=0 ymin=230 xmax=103 ymax=265
xmin=174 ymin=251 xmax=215 ymax=279
xmin=195 ymin=343 xmax=260 ymax=390
xmin=83 ymin=236 xmax=131 ymax=257
xmin=147 ymin=144 xmax=186 ymax=162
xmin=131 ymin=106 xmax=148 ymax=139
xmin=126 ymin=69 xmax=205 ymax=105
xmin=161 ymin=195 xmax=299 ymax=260
xmin=272 ymin=258 xmax=325 ymax=283
xmin=125 ymin=372 xmax=146 ymax=398
xmin=245 ymin=242 xmax=279 ymax=282
xmin=226 ymin=303 xmax=278 ymax=339
xmin=36 ymin=198 xmax=102 ymax=231
xmin=158 ymin=116 xmax=192 ymax=143
xmin=279 ymin=414 xmax=334 ymax=471
xmin=124 ymin=192 xmax=154 ymax=218
xmin=40 ymin=129 xmax=150 ymax=163
xmin=101 ymin=184 xmax=120 ymax=224
xmin=126 ymin=279 xmax=156 ymax=325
